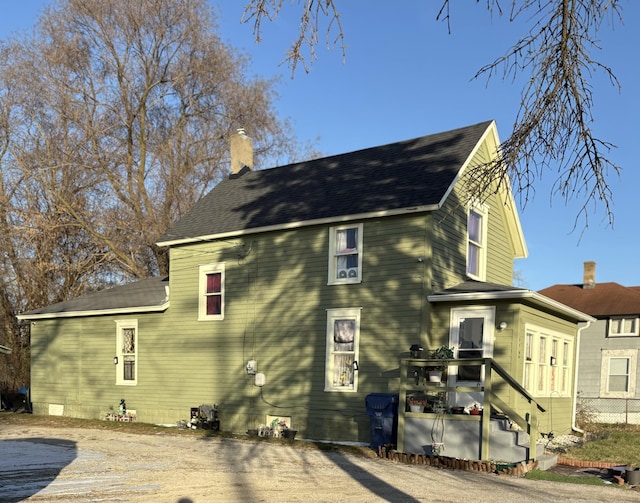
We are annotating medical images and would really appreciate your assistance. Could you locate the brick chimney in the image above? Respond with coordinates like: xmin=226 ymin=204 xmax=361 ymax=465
xmin=230 ymin=128 xmax=253 ymax=175
xmin=583 ymin=261 xmax=596 ymax=289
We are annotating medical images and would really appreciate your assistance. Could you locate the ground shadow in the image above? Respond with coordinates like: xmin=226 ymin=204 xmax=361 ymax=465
xmin=0 ymin=437 xmax=77 ymax=502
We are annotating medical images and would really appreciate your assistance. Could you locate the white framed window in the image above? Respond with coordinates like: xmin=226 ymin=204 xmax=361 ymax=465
xmin=600 ymin=349 xmax=637 ymax=398
xmin=608 ymin=317 xmax=639 ymax=337
xmin=466 ymin=205 xmax=488 ymax=280
xmin=523 ymin=325 xmax=573 ymax=397
xmin=115 ymin=320 xmax=138 ymax=386
xmin=537 ymin=336 xmax=547 ymax=393
xmin=524 ymin=331 xmax=534 ymax=390
xmin=561 ymin=341 xmax=570 ymax=394
xmin=198 ymin=263 xmax=225 ymax=321
xmin=328 ymin=223 xmax=363 ymax=285
xmin=325 ymin=308 xmax=361 ymax=392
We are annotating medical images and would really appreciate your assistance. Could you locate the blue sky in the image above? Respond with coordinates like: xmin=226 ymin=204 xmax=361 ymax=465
xmin=2 ymin=1 xmax=639 ymax=290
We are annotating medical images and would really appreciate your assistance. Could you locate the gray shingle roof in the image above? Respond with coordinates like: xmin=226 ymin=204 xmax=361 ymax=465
xmin=158 ymin=121 xmax=494 ymax=245
xmin=18 ymin=276 xmax=169 ymax=319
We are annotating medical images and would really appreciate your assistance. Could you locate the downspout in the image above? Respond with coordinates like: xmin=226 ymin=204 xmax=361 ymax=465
xmin=572 ymin=320 xmax=592 ymax=434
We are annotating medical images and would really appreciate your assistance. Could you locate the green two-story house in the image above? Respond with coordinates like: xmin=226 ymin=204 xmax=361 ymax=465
xmin=19 ymin=121 xmax=591 ymax=459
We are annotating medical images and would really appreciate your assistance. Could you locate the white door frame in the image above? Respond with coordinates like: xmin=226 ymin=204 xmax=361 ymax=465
xmin=447 ymin=306 xmax=496 ymax=406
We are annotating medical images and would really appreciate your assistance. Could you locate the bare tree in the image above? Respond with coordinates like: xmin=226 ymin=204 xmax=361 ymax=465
xmin=243 ymin=0 xmax=624 ymax=228
xmin=0 ymin=0 xmax=305 ymax=392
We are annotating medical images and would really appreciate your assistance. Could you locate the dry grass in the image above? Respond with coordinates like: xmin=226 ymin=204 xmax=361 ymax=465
xmin=0 ymin=412 xmax=376 ymax=458
xmin=4 ymin=412 xmax=639 ymax=465
xmin=563 ymin=424 xmax=640 ymax=466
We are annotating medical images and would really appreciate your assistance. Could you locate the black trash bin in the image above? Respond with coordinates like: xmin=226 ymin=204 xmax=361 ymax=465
xmin=365 ymin=393 xmax=399 ymax=449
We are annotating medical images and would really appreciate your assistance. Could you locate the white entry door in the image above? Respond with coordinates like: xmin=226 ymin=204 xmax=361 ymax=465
xmin=448 ymin=307 xmax=495 ymax=406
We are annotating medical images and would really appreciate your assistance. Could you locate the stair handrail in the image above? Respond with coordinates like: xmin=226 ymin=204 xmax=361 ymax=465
xmin=488 ymin=358 xmax=546 ymax=413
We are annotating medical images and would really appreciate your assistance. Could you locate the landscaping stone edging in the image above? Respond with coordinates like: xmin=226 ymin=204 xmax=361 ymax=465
xmin=557 ymin=457 xmax=623 ymax=469
xmin=375 ymin=446 xmax=538 ymax=477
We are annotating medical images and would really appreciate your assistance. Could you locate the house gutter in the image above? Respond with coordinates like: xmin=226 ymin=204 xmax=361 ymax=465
xmin=16 ymin=301 xmax=170 ymax=321
xmin=157 ymin=205 xmax=441 ymax=247
xmin=572 ymin=320 xmax=593 ymax=434
xmin=428 ymin=290 xmax=594 ymax=323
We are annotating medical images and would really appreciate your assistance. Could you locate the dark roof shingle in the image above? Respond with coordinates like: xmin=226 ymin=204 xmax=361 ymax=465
xmin=19 ymin=276 xmax=169 ymax=318
xmin=158 ymin=121 xmax=493 ymax=244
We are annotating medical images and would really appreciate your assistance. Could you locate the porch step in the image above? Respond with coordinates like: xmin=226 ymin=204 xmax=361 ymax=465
xmin=403 ymin=416 xmax=542 ymax=463
xmin=489 ymin=427 xmax=528 ymax=463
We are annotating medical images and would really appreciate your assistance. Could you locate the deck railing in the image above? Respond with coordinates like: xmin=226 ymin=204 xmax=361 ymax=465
xmin=397 ymin=357 xmax=546 ymax=460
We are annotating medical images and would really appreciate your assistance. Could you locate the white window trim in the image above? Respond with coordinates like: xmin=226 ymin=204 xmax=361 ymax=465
xmin=600 ymin=349 xmax=637 ymax=398
xmin=115 ymin=319 xmax=138 ymax=386
xmin=448 ymin=306 xmax=495 ymax=387
xmin=328 ymin=223 xmax=363 ymax=285
xmin=608 ymin=317 xmax=640 ymax=337
xmin=523 ymin=324 xmax=573 ymax=398
xmin=466 ymin=204 xmax=488 ymax=281
xmin=325 ymin=307 xmax=361 ymax=392
xmin=198 ymin=263 xmax=225 ymax=321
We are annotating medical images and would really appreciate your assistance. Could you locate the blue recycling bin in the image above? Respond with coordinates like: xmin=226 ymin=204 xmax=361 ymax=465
xmin=365 ymin=393 xmax=398 ymax=449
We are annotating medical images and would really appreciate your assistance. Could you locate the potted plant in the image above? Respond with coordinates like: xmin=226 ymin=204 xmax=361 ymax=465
xmin=427 ymin=345 xmax=454 ymax=382
xmin=468 ymin=403 xmax=483 ymax=416
xmin=407 ymin=395 xmax=427 ymax=413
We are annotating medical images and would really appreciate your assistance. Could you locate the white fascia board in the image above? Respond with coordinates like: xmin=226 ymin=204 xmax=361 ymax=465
xmin=437 ymin=121 xmax=527 ymax=259
xmin=156 ymin=205 xmax=440 ymax=247
xmin=428 ymin=290 xmax=594 ymax=322
xmin=16 ymin=301 xmax=170 ymax=321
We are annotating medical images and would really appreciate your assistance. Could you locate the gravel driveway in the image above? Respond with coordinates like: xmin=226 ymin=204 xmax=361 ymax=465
xmin=1 ymin=422 xmax=639 ymax=503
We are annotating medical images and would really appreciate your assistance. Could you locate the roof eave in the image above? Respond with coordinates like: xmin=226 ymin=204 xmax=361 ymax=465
xmin=442 ymin=121 xmax=527 ymax=259
xmin=428 ymin=290 xmax=594 ymax=322
xmin=17 ymin=301 xmax=170 ymax=321
xmin=156 ymin=204 xmax=441 ymax=247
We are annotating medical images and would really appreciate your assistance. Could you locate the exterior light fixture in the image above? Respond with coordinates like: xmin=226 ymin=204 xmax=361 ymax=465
xmin=353 ymin=360 xmax=359 ymax=371
xmin=498 ymin=322 xmax=508 ymax=331
xmin=113 ymin=356 xmax=118 ymax=365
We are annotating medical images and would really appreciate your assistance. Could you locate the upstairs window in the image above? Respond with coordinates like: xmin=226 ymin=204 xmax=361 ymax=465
xmin=115 ymin=320 xmax=138 ymax=386
xmin=199 ymin=263 xmax=225 ymax=320
xmin=608 ymin=317 xmax=639 ymax=337
xmin=467 ymin=206 xmax=487 ymax=280
xmin=328 ymin=224 xmax=363 ymax=285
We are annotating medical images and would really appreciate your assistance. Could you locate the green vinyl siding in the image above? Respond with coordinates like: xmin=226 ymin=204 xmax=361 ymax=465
xmin=430 ymin=173 xmax=517 ymax=290
xmin=431 ymin=190 xmax=467 ymax=291
xmin=149 ymin=213 xmax=432 ymax=440
xmin=484 ymin=193 xmax=515 ymax=285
